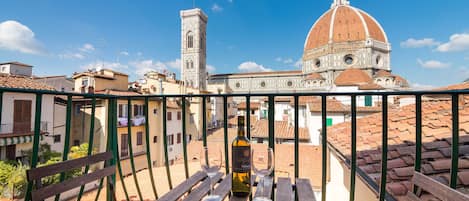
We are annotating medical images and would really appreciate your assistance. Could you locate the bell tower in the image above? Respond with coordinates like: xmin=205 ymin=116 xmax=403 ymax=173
xmin=180 ymin=8 xmax=208 ymax=91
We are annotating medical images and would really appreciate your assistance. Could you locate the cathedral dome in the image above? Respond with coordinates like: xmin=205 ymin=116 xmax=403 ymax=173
xmin=304 ymin=0 xmax=388 ymax=51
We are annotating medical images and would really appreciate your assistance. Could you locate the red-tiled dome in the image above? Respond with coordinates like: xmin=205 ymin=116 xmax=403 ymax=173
xmin=304 ymin=4 xmax=387 ymax=51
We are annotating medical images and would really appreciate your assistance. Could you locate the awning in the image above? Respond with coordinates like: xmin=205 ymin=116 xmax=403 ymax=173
xmin=0 ymin=135 xmax=43 ymax=146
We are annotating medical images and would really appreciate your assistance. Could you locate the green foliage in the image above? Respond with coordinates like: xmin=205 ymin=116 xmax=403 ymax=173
xmin=0 ymin=162 xmax=27 ymax=199
xmin=69 ymin=143 xmax=94 ymax=159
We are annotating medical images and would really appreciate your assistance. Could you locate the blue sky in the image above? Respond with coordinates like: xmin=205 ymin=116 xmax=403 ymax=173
xmin=0 ymin=0 xmax=468 ymax=88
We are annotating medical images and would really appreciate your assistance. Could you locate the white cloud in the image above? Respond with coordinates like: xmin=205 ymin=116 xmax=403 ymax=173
xmin=131 ymin=60 xmax=168 ymax=76
xmin=166 ymin=59 xmax=181 ymax=69
xmin=81 ymin=61 xmax=128 ymax=71
xmin=294 ymin=58 xmax=303 ymax=68
xmin=0 ymin=20 xmax=44 ymax=54
xmin=120 ymin=51 xmax=129 ymax=56
xmin=59 ymin=53 xmax=85 ymax=60
xmin=79 ymin=43 xmax=95 ymax=53
xmin=436 ymin=33 xmax=469 ymax=52
xmin=400 ymin=38 xmax=440 ymax=48
xmin=275 ymin=57 xmax=294 ymax=64
xmin=238 ymin=61 xmax=272 ymax=72
xmin=211 ymin=3 xmax=223 ymax=12
xmin=417 ymin=58 xmax=451 ymax=69
xmin=207 ymin=64 xmax=216 ymax=73
xmin=410 ymin=82 xmax=435 ymax=90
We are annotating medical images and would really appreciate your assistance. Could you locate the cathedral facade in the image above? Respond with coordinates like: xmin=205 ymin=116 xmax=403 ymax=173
xmin=181 ymin=0 xmax=409 ymax=95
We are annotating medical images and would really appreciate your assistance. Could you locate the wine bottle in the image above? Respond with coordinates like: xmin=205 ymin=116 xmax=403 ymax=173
xmin=231 ymin=115 xmax=251 ymax=197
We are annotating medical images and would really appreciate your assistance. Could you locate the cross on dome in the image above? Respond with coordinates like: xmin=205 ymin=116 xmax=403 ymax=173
xmin=331 ymin=0 xmax=350 ymax=8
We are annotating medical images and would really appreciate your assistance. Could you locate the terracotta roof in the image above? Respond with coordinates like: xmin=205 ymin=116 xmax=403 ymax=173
xmin=327 ymin=97 xmax=469 ymax=200
xmin=308 ymin=97 xmax=348 ymax=112
xmin=94 ymin=89 xmax=140 ymax=96
xmin=237 ymin=102 xmax=261 ymax=110
xmin=305 ymin=73 xmax=325 ymax=80
xmin=0 ymin=61 xmax=33 ymax=67
xmin=359 ymin=83 xmax=385 ymax=90
xmin=228 ymin=115 xmax=258 ymax=127
xmin=251 ymin=119 xmax=310 ymax=140
xmin=305 ymin=5 xmax=387 ymax=50
xmin=0 ymin=74 xmax=55 ymax=90
xmin=72 ymin=69 xmax=128 ymax=79
xmin=434 ymin=82 xmax=469 ymax=91
xmin=334 ymin=68 xmax=373 ymax=86
xmin=375 ymin=70 xmax=392 ymax=77
xmin=167 ymin=101 xmax=180 ymax=109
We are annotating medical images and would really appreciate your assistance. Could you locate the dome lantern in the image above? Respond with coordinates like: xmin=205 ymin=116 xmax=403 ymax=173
xmin=331 ymin=0 xmax=350 ymax=8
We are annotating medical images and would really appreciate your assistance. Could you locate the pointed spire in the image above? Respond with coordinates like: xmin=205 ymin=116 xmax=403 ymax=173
xmin=331 ymin=0 xmax=350 ymax=8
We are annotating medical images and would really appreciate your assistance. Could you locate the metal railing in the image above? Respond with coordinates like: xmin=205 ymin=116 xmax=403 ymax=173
xmin=0 ymin=87 xmax=467 ymax=201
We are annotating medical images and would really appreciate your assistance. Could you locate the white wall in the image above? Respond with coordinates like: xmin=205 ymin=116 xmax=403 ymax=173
xmin=1 ymin=93 xmax=55 ymax=155
xmin=10 ymin=64 xmax=33 ymax=77
xmin=274 ymin=102 xmax=290 ymax=121
xmin=306 ymin=109 xmax=346 ymax=145
xmin=167 ymin=108 xmax=183 ymax=163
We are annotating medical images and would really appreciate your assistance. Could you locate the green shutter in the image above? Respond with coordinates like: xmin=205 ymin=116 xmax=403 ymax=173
xmin=365 ymin=95 xmax=372 ymax=107
xmin=326 ymin=118 xmax=333 ymax=127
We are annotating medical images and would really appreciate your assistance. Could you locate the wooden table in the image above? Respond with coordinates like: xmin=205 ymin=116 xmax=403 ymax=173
xmin=158 ymin=171 xmax=317 ymax=201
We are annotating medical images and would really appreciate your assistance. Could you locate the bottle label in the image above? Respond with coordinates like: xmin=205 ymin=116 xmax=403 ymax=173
xmin=232 ymin=146 xmax=250 ymax=173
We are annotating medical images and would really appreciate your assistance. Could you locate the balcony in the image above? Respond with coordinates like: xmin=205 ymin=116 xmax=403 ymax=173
xmin=117 ymin=116 xmax=146 ymax=127
xmin=0 ymin=121 xmax=49 ymax=146
xmin=0 ymin=87 xmax=468 ymax=201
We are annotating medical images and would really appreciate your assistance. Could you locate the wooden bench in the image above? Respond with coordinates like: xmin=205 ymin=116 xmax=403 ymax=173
xmin=26 ymin=152 xmax=116 ymax=201
xmin=406 ymin=172 xmax=469 ymax=201
xmin=159 ymin=172 xmax=317 ymax=201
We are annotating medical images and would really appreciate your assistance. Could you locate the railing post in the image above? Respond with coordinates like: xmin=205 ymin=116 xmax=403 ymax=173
xmin=450 ymin=94 xmax=459 ymax=189
xmin=78 ymin=97 xmax=97 ymax=201
xmin=144 ymin=97 xmax=160 ymax=199
xmin=202 ymin=96 xmax=207 ymax=147
xmin=223 ymin=96 xmax=229 ymax=174
xmin=246 ymin=96 xmax=251 ymax=139
xmin=111 ymin=98 xmax=130 ymax=201
xmin=127 ymin=98 xmax=144 ymax=200
xmin=25 ymin=93 xmax=43 ymax=201
xmin=54 ymin=95 xmax=72 ymax=201
xmin=294 ymin=95 xmax=299 ymax=179
xmin=181 ymin=97 xmax=190 ymax=179
xmin=268 ymin=95 xmax=275 ymax=200
xmin=162 ymin=96 xmax=173 ymax=189
xmin=321 ymin=95 xmax=327 ymax=201
xmin=413 ymin=94 xmax=422 ymax=193
xmin=349 ymin=95 xmax=357 ymax=201
xmin=379 ymin=95 xmax=388 ymax=201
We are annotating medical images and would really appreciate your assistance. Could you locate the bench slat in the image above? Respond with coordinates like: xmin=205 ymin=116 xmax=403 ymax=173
xmin=406 ymin=192 xmax=422 ymax=201
xmin=254 ymin=176 xmax=273 ymax=199
xmin=31 ymin=166 xmax=115 ymax=201
xmin=213 ymin=173 xmax=232 ymax=199
xmin=411 ymin=172 xmax=469 ymax=201
xmin=296 ymin=178 xmax=316 ymax=201
xmin=27 ymin=152 xmax=112 ymax=180
xmin=276 ymin=177 xmax=293 ymax=201
xmin=158 ymin=171 xmax=207 ymax=201
xmin=183 ymin=172 xmax=224 ymax=201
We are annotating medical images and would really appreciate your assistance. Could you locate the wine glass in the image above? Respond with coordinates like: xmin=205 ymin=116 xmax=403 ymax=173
xmin=200 ymin=146 xmax=222 ymax=201
xmin=252 ymin=148 xmax=274 ymax=201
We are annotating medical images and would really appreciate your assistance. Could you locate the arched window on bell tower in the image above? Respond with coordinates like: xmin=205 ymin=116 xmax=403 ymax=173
xmin=187 ymin=31 xmax=194 ymax=48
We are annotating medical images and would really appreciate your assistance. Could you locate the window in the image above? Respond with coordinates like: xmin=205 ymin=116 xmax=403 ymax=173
xmin=153 ymin=109 xmax=158 ymax=114
xmin=134 ymin=105 xmax=144 ymax=117
xmin=326 ymin=118 xmax=333 ymax=127
xmin=53 ymin=135 xmax=61 ymax=143
xmin=73 ymin=140 xmax=80 ymax=146
xmin=235 ymin=82 xmax=241 ymax=88
xmin=315 ymin=59 xmax=321 ymax=68
xmin=118 ymin=104 xmax=128 ymax=118
xmin=167 ymin=112 xmax=172 ymax=121
xmin=190 ymin=61 xmax=194 ymax=69
xmin=190 ymin=114 xmax=195 ymax=124
xmin=81 ymin=78 xmax=89 ymax=86
xmin=287 ymin=81 xmax=293 ymax=87
xmin=260 ymin=81 xmax=266 ymax=87
xmin=365 ymin=95 xmax=372 ymax=107
xmin=121 ymin=134 xmax=129 ymax=157
xmin=344 ymin=54 xmax=354 ymax=65
xmin=177 ymin=133 xmax=181 ymax=144
xmin=251 ymin=110 xmax=255 ymax=115
xmin=137 ymin=132 xmax=143 ymax=145
xmin=375 ymin=55 xmax=381 ymax=65
xmin=283 ymin=109 xmax=288 ymax=115
xmin=153 ymin=136 xmax=158 ymax=143
xmin=187 ymin=32 xmax=194 ymax=48
xmin=168 ymin=134 xmax=174 ymax=145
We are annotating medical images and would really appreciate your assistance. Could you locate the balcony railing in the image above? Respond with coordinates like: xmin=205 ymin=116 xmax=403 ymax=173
xmin=0 ymin=121 xmax=49 ymax=135
xmin=0 ymin=87 xmax=467 ymax=201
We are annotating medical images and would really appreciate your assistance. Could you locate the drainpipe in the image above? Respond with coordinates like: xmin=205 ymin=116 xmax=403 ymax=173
xmin=158 ymin=78 xmax=163 ymax=95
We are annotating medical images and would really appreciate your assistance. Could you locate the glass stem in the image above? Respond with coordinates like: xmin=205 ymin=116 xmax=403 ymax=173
xmin=259 ymin=176 xmax=264 ymax=197
xmin=209 ymin=176 xmax=214 ymax=195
